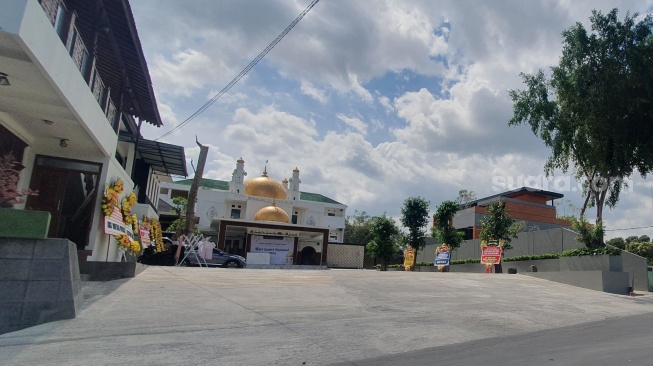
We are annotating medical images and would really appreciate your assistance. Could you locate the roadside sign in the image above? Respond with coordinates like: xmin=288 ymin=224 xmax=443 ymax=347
xmin=435 ymin=245 xmax=451 ymax=266
xmin=481 ymin=246 xmax=502 ymax=264
xmin=435 ymin=251 xmax=451 ymax=266
xmin=404 ymin=248 xmax=415 ymax=270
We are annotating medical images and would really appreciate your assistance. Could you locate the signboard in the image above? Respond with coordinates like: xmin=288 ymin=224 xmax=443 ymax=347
xmin=481 ymin=245 xmax=502 ymax=265
xmin=403 ymin=248 xmax=415 ymax=270
xmin=250 ymin=235 xmax=295 ymax=264
xmin=435 ymin=251 xmax=451 ymax=266
xmin=103 ymin=206 xmax=134 ymax=238
xmin=139 ymin=227 xmax=151 ymax=247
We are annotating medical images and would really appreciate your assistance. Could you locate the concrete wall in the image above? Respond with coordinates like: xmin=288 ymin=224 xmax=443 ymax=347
xmin=524 ymin=271 xmax=629 ymax=295
xmin=416 ymin=228 xmax=584 ymax=263
xmin=0 ymin=238 xmax=82 ymax=334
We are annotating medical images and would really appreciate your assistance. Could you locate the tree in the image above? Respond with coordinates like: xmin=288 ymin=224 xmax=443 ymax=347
xmin=638 ymin=235 xmax=650 ymax=243
xmin=167 ymin=197 xmax=199 ymax=235
xmin=478 ymin=200 xmax=521 ymax=273
xmin=455 ymin=189 xmax=477 ymax=206
xmin=606 ymin=237 xmax=626 ymax=250
xmin=400 ymin=196 xmax=430 ymax=269
xmin=432 ymin=200 xmax=464 ymax=250
xmin=365 ymin=215 xmax=400 ymax=271
xmin=625 ymin=235 xmax=640 ymax=244
xmin=508 ymin=9 xmax=653 ymax=232
xmin=344 ymin=210 xmax=374 ymax=245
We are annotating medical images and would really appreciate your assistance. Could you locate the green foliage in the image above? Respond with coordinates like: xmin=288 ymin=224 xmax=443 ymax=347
xmin=606 ymin=237 xmax=626 ymax=250
xmin=638 ymin=235 xmax=651 ymax=243
xmin=625 ymin=242 xmax=653 ymax=265
xmin=451 ymin=258 xmax=481 ymax=264
xmin=366 ymin=215 xmax=400 ymax=271
xmin=625 ymin=235 xmax=639 ymax=244
xmin=432 ymin=200 xmax=464 ymax=250
xmin=388 ymin=264 xmax=403 ymax=268
xmin=568 ymin=216 xmax=604 ymax=248
xmin=455 ymin=189 xmax=477 ymax=206
xmin=167 ymin=197 xmax=199 ymax=234
xmin=478 ymin=200 xmax=520 ymax=250
xmin=508 ymin=9 xmax=653 ymax=225
xmin=560 ymin=246 xmax=621 ymax=257
xmin=344 ymin=210 xmax=374 ymax=245
xmin=504 ymin=253 xmax=560 ymax=262
xmin=416 ymin=262 xmax=434 ymax=266
xmin=400 ymin=197 xmax=430 ymax=264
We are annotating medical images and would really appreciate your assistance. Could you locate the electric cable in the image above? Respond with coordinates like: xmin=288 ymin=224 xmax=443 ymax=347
xmin=155 ymin=0 xmax=321 ymax=141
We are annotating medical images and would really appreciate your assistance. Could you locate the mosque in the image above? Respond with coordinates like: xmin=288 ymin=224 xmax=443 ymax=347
xmin=158 ymin=158 xmax=347 ymax=266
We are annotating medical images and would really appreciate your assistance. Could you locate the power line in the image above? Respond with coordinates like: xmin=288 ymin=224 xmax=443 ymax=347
xmin=155 ymin=0 xmax=321 ymax=141
xmin=605 ymin=225 xmax=653 ymax=232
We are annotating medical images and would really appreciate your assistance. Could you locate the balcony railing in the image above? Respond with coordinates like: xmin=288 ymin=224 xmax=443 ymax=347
xmin=39 ymin=0 xmax=117 ymax=130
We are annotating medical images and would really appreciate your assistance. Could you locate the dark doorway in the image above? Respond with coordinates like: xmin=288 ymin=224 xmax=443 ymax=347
xmin=26 ymin=155 xmax=101 ymax=250
xmin=300 ymin=246 xmax=316 ymax=265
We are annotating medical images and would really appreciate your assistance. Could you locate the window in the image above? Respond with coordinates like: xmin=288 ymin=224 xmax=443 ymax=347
xmin=291 ymin=215 xmax=298 ymax=224
xmin=54 ymin=4 xmax=69 ymax=43
xmin=328 ymin=213 xmax=335 ymax=216
xmin=230 ymin=209 xmax=241 ymax=219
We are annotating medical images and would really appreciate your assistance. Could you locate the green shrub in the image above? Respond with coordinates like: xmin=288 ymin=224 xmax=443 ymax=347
xmin=373 ymin=264 xmax=381 ymax=270
xmin=451 ymin=258 xmax=481 ymax=265
xmin=416 ymin=262 xmax=434 ymax=266
xmin=560 ymin=246 xmax=621 ymax=257
xmin=388 ymin=264 xmax=403 ymax=268
xmin=504 ymin=253 xmax=560 ymax=262
xmin=625 ymin=242 xmax=653 ymax=265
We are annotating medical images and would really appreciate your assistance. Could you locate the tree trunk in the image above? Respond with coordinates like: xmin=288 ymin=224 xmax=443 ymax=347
xmin=184 ymin=140 xmax=209 ymax=235
xmin=579 ymin=189 xmax=592 ymax=219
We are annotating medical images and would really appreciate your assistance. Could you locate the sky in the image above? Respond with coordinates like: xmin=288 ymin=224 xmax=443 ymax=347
xmin=130 ymin=0 xmax=653 ymax=240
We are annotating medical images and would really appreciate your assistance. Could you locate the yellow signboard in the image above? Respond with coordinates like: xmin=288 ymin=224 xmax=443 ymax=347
xmin=403 ymin=248 xmax=415 ymax=271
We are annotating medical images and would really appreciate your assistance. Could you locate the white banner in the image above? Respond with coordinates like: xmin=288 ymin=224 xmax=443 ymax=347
xmin=250 ymin=235 xmax=294 ymax=265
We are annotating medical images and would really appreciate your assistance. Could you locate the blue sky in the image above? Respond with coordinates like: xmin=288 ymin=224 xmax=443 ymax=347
xmin=130 ymin=0 xmax=653 ymax=239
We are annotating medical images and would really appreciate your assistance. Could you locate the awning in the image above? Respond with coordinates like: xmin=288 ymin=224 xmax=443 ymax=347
xmin=119 ymin=135 xmax=187 ymax=176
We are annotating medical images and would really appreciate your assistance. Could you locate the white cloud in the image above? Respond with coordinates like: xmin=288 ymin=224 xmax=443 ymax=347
xmin=336 ymin=114 xmax=368 ymax=135
xmin=300 ymin=81 xmax=328 ymax=104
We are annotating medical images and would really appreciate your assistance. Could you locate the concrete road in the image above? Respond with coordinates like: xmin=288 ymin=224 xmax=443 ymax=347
xmin=0 ymin=268 xmax=651 ymax=366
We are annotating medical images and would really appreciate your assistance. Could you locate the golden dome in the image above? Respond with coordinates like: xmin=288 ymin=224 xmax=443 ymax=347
xmin=253 ymin=205 xmax=290 ymax=223
xmin=244 ymin=169 xmax=287 ymax=199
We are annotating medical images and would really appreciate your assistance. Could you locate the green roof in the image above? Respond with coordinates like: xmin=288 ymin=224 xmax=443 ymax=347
xmin=300 ymin=191 xmax=342 ymax=205
xmin=174 ymin=178 xmax=342 ymax=205
xmin=175 ymin=178 xmax=229 ymax=190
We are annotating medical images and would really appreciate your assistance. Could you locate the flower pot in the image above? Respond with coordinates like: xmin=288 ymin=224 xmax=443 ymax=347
xmin=0 ymin=208 xmax=51 ymax=239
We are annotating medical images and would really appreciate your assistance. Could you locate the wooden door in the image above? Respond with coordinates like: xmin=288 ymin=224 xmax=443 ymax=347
xmin=26 ymin=167 xmax=68 ymax=237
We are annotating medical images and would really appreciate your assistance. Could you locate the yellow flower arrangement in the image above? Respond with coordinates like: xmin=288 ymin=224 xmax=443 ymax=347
xmin=115 ymin=234 xmax=141 ymax=255
xmin=101 ymin=179 xmax=124 ymax=216
xmin=121 ymin=191 xmax=138 ymax=230
xmin=149 ymin=217 xmax=164 ymax=252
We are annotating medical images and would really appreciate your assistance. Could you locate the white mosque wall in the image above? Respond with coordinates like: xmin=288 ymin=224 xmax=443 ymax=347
xmin=160 ymin=181 xmax=346 ymax=234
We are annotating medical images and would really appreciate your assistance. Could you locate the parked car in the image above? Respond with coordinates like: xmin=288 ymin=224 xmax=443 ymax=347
xmin=183 ymin=247 xmax=246 ymax=268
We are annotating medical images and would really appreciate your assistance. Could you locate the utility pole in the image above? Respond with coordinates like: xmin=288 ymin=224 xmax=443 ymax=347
xmin=184 ymin=137 xmax=208 ymax=235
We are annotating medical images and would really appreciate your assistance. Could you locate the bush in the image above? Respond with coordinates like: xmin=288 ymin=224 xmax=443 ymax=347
xmin=388 ymin=264 xmax=403 ymax=268
xmin=373 ymin=264 xmax=381 ymax=270
xmin=451 ymin=258 xmax=481 ymax=265
xmin=560 ymin=246 xmax=621 ymax=257
xmin=625 ymin=242 xmax=653 ymax=265
xmin=504 ymin=253 xmax=560 ymax=262
xmin=416 ymin=262 xmax=434 ymax=266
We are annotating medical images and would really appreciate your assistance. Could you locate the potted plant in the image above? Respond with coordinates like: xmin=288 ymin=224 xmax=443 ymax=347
xmin=0 ymin=152 xmax=50 ymax=239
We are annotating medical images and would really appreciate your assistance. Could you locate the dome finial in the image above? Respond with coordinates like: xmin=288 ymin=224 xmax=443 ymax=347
xmin=262 ymin=159 xmax=269 ymax=177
